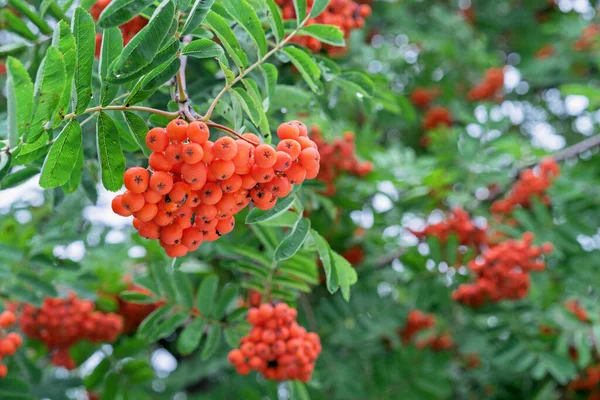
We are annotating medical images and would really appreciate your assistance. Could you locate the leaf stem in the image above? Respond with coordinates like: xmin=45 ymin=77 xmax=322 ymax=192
xmin=206 ymin=121 xmax=259 ymax=146
xmin=202 ymin=14 xmax=313 ymax=121
xmin=62 ymin=105 xmax=179 ymax=121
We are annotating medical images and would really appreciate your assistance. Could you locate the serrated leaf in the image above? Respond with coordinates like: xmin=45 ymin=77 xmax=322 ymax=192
xmin=137 ymin=305 xmax=173 ymax=337
xmin=96 ymin=112 xmax=125 ymax=191
xmin=261 ymin=63 xmax=278 ymax=100
xmin=271 ymin=276 xmax=311 ymax=293
xmin=51 ymin=21 xmax=76 ymax=127
xmin=110 ymin=0 xmax=175 ymax=80
xmin=223 ymin=0 xmax=267 ymax=57
xmin=182 ymin=0 xmax=215 ymax=35
xmin=177 ymin=318 xmax=207 ymax=355
xmin=39 ymin=120 xmax=82 ymax=188
xmin=309 ymin=0 xmax=329 ymax=18
xmin=201 ymin=325 xmax=221 ymax=360
xmin=213 ymin=286 xmax=238 ymax=319
xmin=148 ymin=262 xmax=176 ymax=299
xmin=126 ymin=57 xmax=181 ymax=105
xmin=247 ymin=195 xmax=296 ymax=224
xmin=16 ymin=272 xmax=57 ymax=297
xmin=173 ymin=271 xmax=194 ymax=310
xmin=123 ymin=112 xmax=151 ymax=156
xmin=298 ymin=24 xmax=344 ymax=46
xmin=99 ymin=27 xmax=124 ymax=107
xmin=97 ymin=0 xmax=156 ymax=28
xmin=274 ymin=218 xmax=311 ymax=261
xmin=1 ymin=9 xmax=37 ymax=41
xmin=120 ymin=291 xmax=158 ymax=303
xmin=27 ymin=46 xmax=65 ymax=144
xmin=148 ymin=310 xmax=189 ymax=341
xmin=71 ymin=8 xmax=95 ymax=114
xmin=231 ymin=88 xmax=262 ymax=126
xmin=7 ymin=0 xmax=52 ymax=35
xmin=6 ymin=57 xmax=33 ymax=148
xmin=335 ymin=71 xmax=374 ymax=98
xmin=0 ymin=166 xmax=39 ymax=189
xmin=261 ymin=0 xmax=285 ymax=42
xmin=310 ymin=230 xmax=337 ymax=293
xmin=292 ymin=0 xmax=307 ymax=25
xmin=332 ymin=251 xmax=357 ymax=301
xmin=281 ymin=46 xmax=322 ymax=93
xmin=196 ymin=275 xmax=219 ymax=317
xmin=204 ymin=11 xmax=247 ymax=69
xmin=181 ymin=38 xmax=224 ymax=58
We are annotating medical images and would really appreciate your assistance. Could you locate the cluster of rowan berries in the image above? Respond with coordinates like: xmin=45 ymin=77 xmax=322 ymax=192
xmin=309 ymin=126 xmax=372 ymax=195
xmin=467 ymin=67 xmax=504 ymax=101
xmin=422 ymin=106 xmax=453 ymax=131
xmin=228 ymin=303 xmax=322 ymax=382
xmin=535 ymin=44 xmax=555 ymax=60
xmin=90 ymin=0 xmax=147 ymax=57
xmin=574 ymin=24 xmax=600 ymax=51
xmin=112 ymin=119 xmax=320 ymax=257
xmin=19 ymin=294 xmax=123 ymax=369
xmin=569 ymin=364 xmax=600 ymax=396
xmin=491 ymin=158 xmax=560 ymax=214
xmin=117 ymin=284 xmax=162 ymax=333
xmin=452 ymin=232 xmax=553 ymax=307
xmin=565 ymin=300 xmax=589 ymax=323
xmin=0 ymin=311 xmax=23 ymax=378
xmin=398 ymin=311 xmax=453 ymax=351
xmin=410 ymin=87 xmax=437 ymax=109
xmin=276 ymin=0 xmax=371 ymax=55
xmin=411 ymin=208 xmax=488 ymax=249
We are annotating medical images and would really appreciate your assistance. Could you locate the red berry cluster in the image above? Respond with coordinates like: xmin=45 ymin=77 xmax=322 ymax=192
xmin=467 ymin=67 xmax=504 ymax=101
xmin=117 ymin=284 xmax=163 ymax=333
xmin=276 ymin=0 xmax=371 ymax=55
xmin=410 ymin=87 xmax=436 ymax=109
xmin=574 ymin=24 xmax=600 ymax=51
xmin=228 ymin=303 xmax=322 ymax=382
xmin=565 ymin=300 xmax=589 ymax=323
xmin=411 ymin=207 xmax=488 ymax=249
xmin=19 ymin=294 xmax=123 ymax=369
xmin=0 ymin=311 xmax=23 ymax=378
xmin=398 ymin=311 xmax=453 ymax=351
xmin=422 ymin=106 xmax=453 ymax=131
xmin=569 ymin=364 xmax=600 ymax=396
xmin=112 ymin=119 xmax=321 ymax=258
xmin=309 ymin=126 xmax=372 ymax=196
xmin=491 ymin=158 xmax=560 ymax=214
xmin=452 ymin=233 xmax=553 ymax=307
xmin=535 ymin=44 xmax=555 ymax=60
xmin=90 ymin=0 xmax=148 ymax=57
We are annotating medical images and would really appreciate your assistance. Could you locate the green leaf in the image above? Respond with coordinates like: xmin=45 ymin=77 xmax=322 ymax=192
xmin=84 ymin=358 xmax=110 ymax=389
xmin=110 ymin=0 xmax=176 ymax=80
xmin=246 ymin=195 xmax=296 ymax=224
xmin=0 ymin=152 xmax=12 ymax=184
xmin=99 ymin=27 xmax=124 ymax=107
xmin=173 ymin=271 xmax=194 ymax=310
xmin=261 ymin=63 xmax=278 ymax=99
xmin=271 ymin=276 xmax=311 ymax=293
xmin=102 ymin=373 xmax=121 ymax=400
xmin=0 ymin=9 xmax=37 ymax=41
xmin=27 ymin=47 xmax=66 ymax=144
xmin=6 ymin=57 xmax=33 ymax=148
xmin=332 ymin=251 xmax=357 ymax=301
xmin=223 ymin=0 xmax=267 ymax=56
xmin=204 ymin=11 xmax=248 ymax=69
xmin=71 ymin=8 xmax=95 ymax=114
xmin=290 ymin=381 xmax=311 ymax=400
xmin=148 ymin=310 xmax=189 ymax=341
xmin=126 ymin=57 xmax=181 ymax=105
xmin=446 ymin=233 xmax=459 ymax=266
xmin=335 ymin=71 xmax=374 ymax=98
xmin=196 ymin=275 xmax=219 ymax=317
xmin=7 ymin=0 xmax=52 ymax=34
xmin=309 ymin=0 xmax=329 ymax=18
xmin=137 ymin=305 xmax=173 ymax=337
xmin=231 ymin=88 xmax=262 ymax=126
xmin=51 ymin=21 xmax=77 ymax=127
xmin=310 ymin=230 xmax=337 ymax=293
xmin=201 ymin=325 xmax=221 ymax=360
xmin=176 ymin=318 xmax=207 ymax=355
xmin=213 ymin=286 xmax=238 ymax=319
xmin=1 ymin=166 xmax=39 ymax=189
xmin=96 ymin=112 xmax=126 ymax=191
xmin=181 ymin=39 xmax=224 ymax=58
xmin=281 ymin=46 xmax=322 ymax=93
xmin=261 ymin=0 xmax=285 ymax=42
xmin=39 ymin=120 xmax=82 ymax=188
xmin=298 ymin=24 xmax=344 ymax=46
xmin=16 ymin=272 xmax=58 ymax=297
xmin=181 ymin=0 xmax=215 ymax=35
xmin=123 ymin=112 xmax=151 ymax=156
xmin=119 ymin=291 xmax=157 ymax=303
xmin=97 ymin=0 xmax=156 ymax=28
xmin=292 ymin=0 xmax=307 ymax=25
xmin=274 ymin=218 xmax=311 ymax=261
xmin=427 ymin=236 xmax=441 ymax=263
xmin=148 ymin=262 xmax=176 ymax=299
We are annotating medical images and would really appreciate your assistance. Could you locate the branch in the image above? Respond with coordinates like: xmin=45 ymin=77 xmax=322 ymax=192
xmin=374 ymin=248 xmax=406 ymax=268
xmin=206 ymin=121 xmax=259 ymax=146
xmin=62 ymin=105 xmax=179 ymax=121
xmin=202 ymin=14 xmax=312 ymax=121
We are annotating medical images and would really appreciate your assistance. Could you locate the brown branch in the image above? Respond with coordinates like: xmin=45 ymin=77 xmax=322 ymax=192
xmin=206 ymin=121 xmax=260 ymax=146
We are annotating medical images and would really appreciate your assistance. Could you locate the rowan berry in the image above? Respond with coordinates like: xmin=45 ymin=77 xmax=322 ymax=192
xmin=121 ymin=191 xmax=145 ymax=212
xmin=228 ymin=349 xmax=244 ymax=365
xmin=209 ymin=159 xmax=236 ymax=180
xmin=111 ymin=195 xmax=132 ymax=217
xmin=138 ymin=220 xmax=161 ymax=239
xmin=251 ymin=165 xmax=275 ymax=183
xmin=201 ymin=141 xmax=216 ymax=163
xmin=166 ymin=143 xmax=183 ymax=165
xmin=160 ymin=224 xmax=183 ymax=245
xmin=276 ymin=139 xmax=302 ymax=160
xmin=149 ymin=171 xmax=174 ymax=195
xmin=182 ymin=143 xmax=204 ymax=164
xmin=285 ymin=163 xmax=307 ymax=185
xmin=6 ymin=333 xmax=22 ymax=348
xmin=133 ymin=202 xmax=158 ymax=222
xmin=169 ymin=182 xmax=191 ymax=204
xmin=233 ymin=140 xmax=253 ymax=166
xmin=216 ymin=217 xmax=235 ymax=235
xmin=166 ymin=119 xmax=188 ymax=142
xmin=242 ymin=133 xmax=261 ymax=144
xmin=213 ymin=137 xmax=238 ymax=160
xmin=274 ymin=151 xmax=293 ymax=171
xmin=165 ymin=244 xmax=188 ymax=257
xmin=143 ymin=188 xmax=162 ymax=204
xmin=180 ymin=162 xmax=207 ymax=188
xmin=0 ymin=311 xmax=16 ymax=328
xmin=0 ymin=365 xmax=7 ymax=378
xmin=298 ymin=148 xmax=320 ymax=170
xmin=241 ymin=174 xmax=258 ymax=190
xmin=153 ymin=208 xmax=174 ymax=226
xmin=277 ymin=122 xmax=300 ymax=140
xmin=187 ymin=121 xmax=210 ymax=144
xmin=196 ymin=203 xmax=217 ymax=221
xmin=254 ymin=144 xmax=277 ymax=168
xmin=221 ymin=174 xmax=242 ymax=193
xmin=146 ymin=127 xmax=169 ymax=152
xmin=199 ymin=182 xmax=223 ymax=205
xmin=148 ymin=152 xmax=173 ymax=171
xmin=290 ymin=120 xmax=307 ymax=137
xmin=181 ymin=228 xmax=203 ymax=250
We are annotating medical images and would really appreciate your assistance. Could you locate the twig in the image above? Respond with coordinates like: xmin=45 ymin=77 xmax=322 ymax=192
xmin=62 ymin=105 xmax=179 ymax=121
xmin=206 ymin=121 xmax=260 ymax=146
xmin=374 ymin=248 xmax=406 ymax=268
xmin=202 ymin=14 xmax=313 ymax=121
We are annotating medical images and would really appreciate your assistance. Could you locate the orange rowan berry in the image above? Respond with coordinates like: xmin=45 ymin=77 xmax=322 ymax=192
xmin=277 ymin=122 xmax=300 ymax=140
xmin=187 ymin=121 xmax=210 ymax=144
xmin=285 ymin=163 xmax=306 ymax=185
xmin=169 ymin=182 xmax=191 ymax=204
xmin=201 ymin=141 xmax=215 ymax=163
xmin=200 ymin=182 xmax=223 ymax=205
xmin=228 ymin=349 xmax=244 ymax=365
xmin=181 ymin=228 xmax=203 ymax=250
xmin=148 ymin=152 xmax=173 ymax=171
xmin=149 ymin=171 xmax=174 ymax=195
xmin=111 ymin=195 xmax=132 ymax=217
xmin=221 ymin=174 xmax=243 ymax=193
xmin=305 ymin=166 xmax=320 ymax=180
xmin=0 ymin=311 xmax=16 ymax=328
xmin=166 ymin=119 xmax=188 ymax=142
xmin=213 ymin=137 xmax=238 ymax=160
xmin=251 ymin=165 xmax=275 ymax=183
xmin=138 ymin=220 xmax=161 ymax=239
xmin=164 ymin=244 xmax=188 ymax=257
xmin=276 ymin=139 xmax=302 ymax=160
xmin=242 ymin=133 xmax=261 ymax=144
xmin=296 ymin=136 xmax=313 ymax=150
xmin=274 ymin=151 xmax=293 ymax=171
xmin=0 ymin=340 xmax=16 ymax=356
xmin=0 ymin=364 xmax=7 ymax=378
xmin=153 ymin=208 xmax=174 ymax=226
xmin=6 ymin=333 xmax=22 ymax=348
xmin=298 ymin=148 xmax=320 ymax=170
xmin=166 ymin=143 xmax=183 ymax=165
xmin=254 ymin=144 xmax=277 ymax=168
xmin=290 ymin=120 xmax=308 ymax=137
xmin=182 ymin=143 xmax=204 ymax=164
xmin=180 ymin=162 xmax=207 ymax=188
xmin=121 ymin=191 xmax=145 ymax=212
xmin=233 ymin=140 xmax=253 ymax=166
xmin=237 ymin=364 xmax=251 ymax=375
xmin=209 ymin=159 xmax=236 ymax=180
xmin=146 ymin=127 xmax=169 ymax=152
xmin=250 ymin=187 xmax=274 ymax=204
xmin=143 ymin=188 xmax=162 ymax=204
xmin=160 ymin=224 xmax=183 ymax=245
xmin=124 ymin=167 xmax=149 ymax=193
xmin=196 ymin=203 xmax=218 ymax=221
xmin=216 ymin=217 xmax=235 ymax=235
xmin=133 ymin=202 xmax=158 ymax=222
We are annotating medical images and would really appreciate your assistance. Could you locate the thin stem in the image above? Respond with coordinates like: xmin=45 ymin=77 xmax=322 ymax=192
xmin=374 ymin=248 xmax=406 ymax=268
xmin=206 ymin=121 xmax=260 ymax=146
xmin=203 ymin=14 xmax=312 ymax=121
xmin=62 ymin=105 xmax=179 ymax=121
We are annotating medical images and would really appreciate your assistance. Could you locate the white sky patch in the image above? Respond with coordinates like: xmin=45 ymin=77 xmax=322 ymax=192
xmin=83 ymin=184 xmax=131 ymax=228
xmin=565 ymin=95 xmax=589 ymax=116
xmin=152 ymin=348 xmax=178 ymax=375
xmin=530 ymin=122 xmax=566 ymax=151
xmin=504 ymin=66 xmax=521 ymax=90
xmin=372 ymin=193 xmax=393 ymax=213
xmin=0 ymin=172 xmax=44 ymax=210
